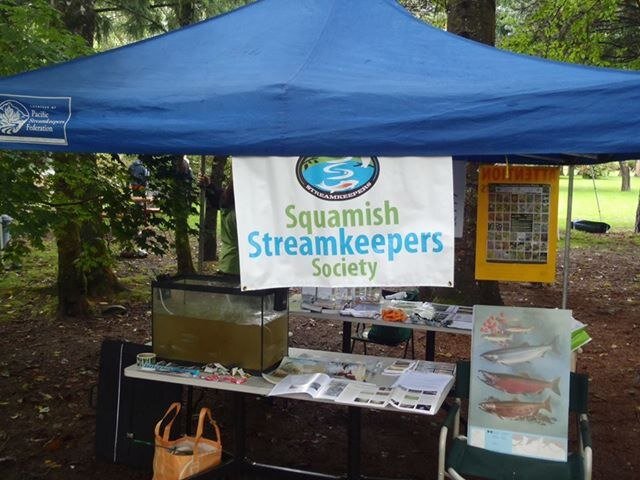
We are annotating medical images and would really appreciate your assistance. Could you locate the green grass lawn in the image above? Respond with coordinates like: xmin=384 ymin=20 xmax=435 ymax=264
xmin=558 ymin=174 xmax=639 ymax=231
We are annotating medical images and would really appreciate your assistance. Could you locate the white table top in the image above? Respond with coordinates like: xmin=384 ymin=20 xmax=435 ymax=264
xmin=124 ymin=348 xmax=455 ymax=413
xmin=289 ymin=308 xmax=472 ymax=335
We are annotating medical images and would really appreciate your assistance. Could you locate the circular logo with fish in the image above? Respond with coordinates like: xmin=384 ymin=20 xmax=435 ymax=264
xmin=295 ymin=156 xmax=380 ymax=201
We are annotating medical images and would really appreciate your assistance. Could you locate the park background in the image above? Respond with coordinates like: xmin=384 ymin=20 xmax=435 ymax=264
xmin=2 ymin=1 xmax=640 ymax=479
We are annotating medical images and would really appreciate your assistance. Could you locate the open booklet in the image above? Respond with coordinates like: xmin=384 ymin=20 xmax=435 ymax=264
xmin=267 ymin=373 xmax=367 ymax=400
xmin=333 ymin=370 xmax=454 ymax=415
xmin=263 ymin=356 xmax=367 ymax=384
xmin=268 ymin=369 xmax=455 ymax=415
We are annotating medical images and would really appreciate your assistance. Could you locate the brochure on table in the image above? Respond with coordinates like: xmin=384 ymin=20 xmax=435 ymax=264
xmin=263 ymin=356 xmax=367 ymax=384
xmin=334 ymin=370 xmax=454 ymax=415
xmin=267 ymin=357 xmax=455 ymax=415
xmin=468 ymin=306 xmax=572 ymax=462
xmin=267 ymin=373 xmax=367 ymax=401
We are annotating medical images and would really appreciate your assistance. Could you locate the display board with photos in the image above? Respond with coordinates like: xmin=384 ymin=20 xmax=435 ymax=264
xmin=475 ymin=166 xmax=560 ymax=282
xmin=486 ymin=184 xmax=550 ymax=264
xmin=468 ymin=305 xmax=572 ymax=462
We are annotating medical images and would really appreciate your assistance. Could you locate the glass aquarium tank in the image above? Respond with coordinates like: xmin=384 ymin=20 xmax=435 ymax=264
xmin=152 ymin=275 xmax=288 ymax=373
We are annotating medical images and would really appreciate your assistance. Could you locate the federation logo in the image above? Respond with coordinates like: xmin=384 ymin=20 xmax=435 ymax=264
xmin=0 ymin=100 xmax=29 ymax=135
xmin=295 ymin=156 xmax=380 ymax=201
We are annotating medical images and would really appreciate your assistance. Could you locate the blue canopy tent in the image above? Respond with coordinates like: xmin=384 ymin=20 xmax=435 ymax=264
xmin=0 ymin=0 xmax=639 ymax=162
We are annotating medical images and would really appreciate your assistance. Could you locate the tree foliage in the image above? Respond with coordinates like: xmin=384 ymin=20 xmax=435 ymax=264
xmin=0 ymin=0 xmax=90 ymax=76
xmin=0 ymin=0 xmax=91 ymax=270
xmin=94 ymin=0 xmax=254 ymax=46
xmin=499 ymin=0 xmax=640 ymax=226
xmin=399 ymin=0 xmax=447 ymax=28
xmin=499 ymin=0 xmax=619 ymax=66
xmin=139 ymin=155 xmax=199 ymax=274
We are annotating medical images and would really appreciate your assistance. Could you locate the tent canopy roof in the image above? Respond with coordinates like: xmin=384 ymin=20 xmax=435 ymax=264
xmin=1 ymin=0 xmax=639 ymax=163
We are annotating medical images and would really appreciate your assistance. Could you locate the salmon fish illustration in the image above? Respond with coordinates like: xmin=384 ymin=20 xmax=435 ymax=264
xmin=479 ymin=397 xmax=552 ymax=420
xmin=480 ymin=337 xmax=558 ymax=365
xmin=482 ymin=332 xmax=513 ymax=345
xmin=503 ymin=324 xmax=534 ymax=334
xmin=478 ymin=370 xmax=561 ymax=395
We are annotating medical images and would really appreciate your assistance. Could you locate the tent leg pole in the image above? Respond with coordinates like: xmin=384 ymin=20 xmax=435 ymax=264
xmin=197 ymin=155 xmax=207 ymax=273
xmin=562 ymin=165 xmax=574 ymax=309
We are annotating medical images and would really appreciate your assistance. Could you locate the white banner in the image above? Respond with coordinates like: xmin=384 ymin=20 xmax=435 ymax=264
xmin=233 ymin=156 xmax=454 ymax=290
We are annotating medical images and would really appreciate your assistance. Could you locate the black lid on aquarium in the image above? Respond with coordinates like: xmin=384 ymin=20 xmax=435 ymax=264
xmin=152 ymin=273 xmax=287 ymax=297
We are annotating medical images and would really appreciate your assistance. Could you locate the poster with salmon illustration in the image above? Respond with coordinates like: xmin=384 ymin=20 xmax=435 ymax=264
xmin=468 ymin=305 xmax=572 ymax=461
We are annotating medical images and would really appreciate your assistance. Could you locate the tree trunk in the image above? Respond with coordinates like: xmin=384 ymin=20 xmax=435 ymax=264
xmin=54 ymin=0 xmax=96 ymax=46
xmin=620 ymin=161 xmax=631 ymax=191
xmin=634 ymin=160 xmax=640 ymax=177
xmin=202 ymin=156 xmax=228 ymax=261
xmin=175 ymin=213 xmax=195 ymax=275
xmin=53 ymin=153 xmax=89 ymax=319
xmin=53 ymin=2 xmax=116 ymax=304
xmin=82 ymin=218 xmax=125 ymax=296
xmin=444 ymin=0 xmax=502 ymax=305
xmin=447 ymin=0 xmax=496 ymax=45
xmin=77 ymin=154 xmax=124 ymax=297
xmin=175 ymin=1 xmax=197 ymax=27
xmin=51 ymin=154 xmax=91 ymax=318
xmin=55 ymin=219 xmax=89 ymax=319
xmin=453 ymin=163 xmax=502 ymax=305
xmin=174 ymin=160 xmax=196 ymax=275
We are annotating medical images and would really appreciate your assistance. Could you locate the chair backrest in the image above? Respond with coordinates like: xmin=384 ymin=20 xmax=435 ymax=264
xmin=454 ymin=360 xmax=589 ymax=414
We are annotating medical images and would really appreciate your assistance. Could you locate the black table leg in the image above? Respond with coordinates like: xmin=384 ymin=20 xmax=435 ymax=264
xmin=186 ymin=385 xmax=194 ymax=435
xmin=347 ymin=406 xmax=361 ymax=480
xmin=425 ymin=331 xmax=436 ymax=361
xmin=342 ymin=321 xmax=353 ymax=353
xmin=233 ymin=392 xmax=246 ymax=461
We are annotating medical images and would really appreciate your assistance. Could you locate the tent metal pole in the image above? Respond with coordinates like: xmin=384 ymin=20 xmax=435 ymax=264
xmin=562 ymin=165 xmax=574 ymax=309
xmin=197 ymin=155 xmax=207 ymax=273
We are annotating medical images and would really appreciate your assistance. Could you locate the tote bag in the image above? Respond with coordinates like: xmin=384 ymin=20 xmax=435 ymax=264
xmin=153 ymin=402 xmax=222 ymax=480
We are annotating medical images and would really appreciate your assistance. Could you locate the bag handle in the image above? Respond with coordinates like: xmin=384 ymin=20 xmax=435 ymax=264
xmin=155 ymin=402 xmax=181 ymax=442
xmin=192 ymin=407 xmax=221 ymax=454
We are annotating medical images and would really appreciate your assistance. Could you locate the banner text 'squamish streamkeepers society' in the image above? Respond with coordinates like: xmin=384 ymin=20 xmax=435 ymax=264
xmin=233 ymin=156 xmax=454 ymax=290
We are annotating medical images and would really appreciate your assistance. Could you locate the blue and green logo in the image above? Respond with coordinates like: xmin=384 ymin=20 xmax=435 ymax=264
xmin=296 ymin=156 xmax=380 ymax=201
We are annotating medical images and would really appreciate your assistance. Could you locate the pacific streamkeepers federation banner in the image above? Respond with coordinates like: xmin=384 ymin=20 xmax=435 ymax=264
xmin=233 ymin=156 xmax=454 ymax=290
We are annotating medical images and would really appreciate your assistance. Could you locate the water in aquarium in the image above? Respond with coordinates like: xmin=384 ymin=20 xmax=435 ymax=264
xmin=152 ymin=284 xmax=288 ymax=372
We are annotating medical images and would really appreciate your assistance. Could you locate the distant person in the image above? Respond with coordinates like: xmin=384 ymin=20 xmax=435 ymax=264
xmin=128 ymin=156 xmax=150 ymax=194
xmin=198 ymin=174 xmax=238 ymax=275
xmin=218 ymin=183 xmax=239 ymax=276
xmin=198 ymin=174 xmax=221 ymax=209
xmin=123 ymin=156 xmax=151 ymax=259
xmin=173 ymin=155 xmax=193 ymax=183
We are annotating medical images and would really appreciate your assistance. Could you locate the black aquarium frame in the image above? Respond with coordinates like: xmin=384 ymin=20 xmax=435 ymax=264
xmin=151 ymin=274 xmax=288 ymax=373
